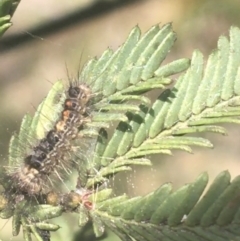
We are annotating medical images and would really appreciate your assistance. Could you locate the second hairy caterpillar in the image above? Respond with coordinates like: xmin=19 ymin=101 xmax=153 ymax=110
xmin=6 ymin=80 xmax=92 ymax=196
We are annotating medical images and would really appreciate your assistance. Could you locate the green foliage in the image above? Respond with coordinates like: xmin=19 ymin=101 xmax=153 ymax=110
xmin=1 ymin=3 xmax=240 ymax=240
xmin=93 ymin=171 xmax=240 ymax=241
xmin=0 ymin=15 xmax=11 ymax=37
xmin=86 ymin=26 xmax=240 ymax=190
xmin=0 ymin=0 xmax=20 ymax=37
xmin=80 ymin=23 xmax=189 ymax=133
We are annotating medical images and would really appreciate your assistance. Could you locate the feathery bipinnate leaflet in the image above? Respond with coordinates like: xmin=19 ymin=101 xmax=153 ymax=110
xmin=85 ymin=26 xmax=240 ymax=190
xmin=1 ymin=12 xmax=240 ymax=241
xmin=92 ymin=171 xmax=240 ymax=241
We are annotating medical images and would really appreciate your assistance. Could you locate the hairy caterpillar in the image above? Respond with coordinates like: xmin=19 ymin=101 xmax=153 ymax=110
xmin=6 ymin=80 xmax=93 ymax=196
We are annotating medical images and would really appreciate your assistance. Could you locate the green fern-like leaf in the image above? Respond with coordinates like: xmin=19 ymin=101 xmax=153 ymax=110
xmin=90 ymin=171 xmax=240 ymax=241
xmin=86 ymin=26 xmax=240 ymax=188
xmin=81 ymin=23 xmax=190 ymax=131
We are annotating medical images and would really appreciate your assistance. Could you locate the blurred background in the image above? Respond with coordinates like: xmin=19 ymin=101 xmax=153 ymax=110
xmin=1 ymin=0 xmax=240 ymax=240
